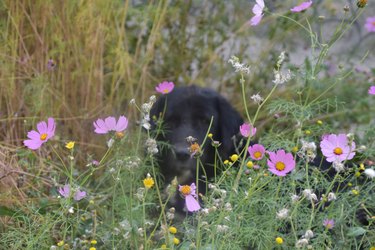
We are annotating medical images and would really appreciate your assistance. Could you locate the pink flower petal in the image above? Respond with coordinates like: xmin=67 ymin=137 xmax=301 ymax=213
xmin=36 ymin=121 xmax=47 ymax=134
xmin=115 ymin=116 xmax=128 ymax=132
xmin=291 ymin=1 xmax=312 ymax=12
xmin=185 ymin=194 xmax=201 ymax=212
xmin=74 ymin=190 xmax=86 ymax=201
xmin=23 ymin=139 xmax=43 ymax=150
xmin=105 ymin=117 xmax=117 ymax=130
xmin=250 ymin=15 xmax=263 ymax=26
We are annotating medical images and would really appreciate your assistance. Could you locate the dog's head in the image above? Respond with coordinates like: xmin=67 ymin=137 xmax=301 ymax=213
xmin=150 ymin=85 xmax=243 ymax=186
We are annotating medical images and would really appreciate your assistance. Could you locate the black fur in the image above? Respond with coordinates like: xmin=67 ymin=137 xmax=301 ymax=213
xmin=150 ymin=86 xmax=243 ymax=209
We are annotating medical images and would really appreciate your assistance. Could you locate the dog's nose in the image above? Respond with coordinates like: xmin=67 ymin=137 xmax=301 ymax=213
xmin=174 ymin=147 xmax=190 ymax=161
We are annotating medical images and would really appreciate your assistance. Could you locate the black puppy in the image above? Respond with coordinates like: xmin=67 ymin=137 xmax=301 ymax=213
xmin=150 ymin=85 xmax=243 ymax=209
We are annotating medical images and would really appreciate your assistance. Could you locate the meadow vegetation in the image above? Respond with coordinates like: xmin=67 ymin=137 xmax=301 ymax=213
xmin=0 ymin=0 xmax=374 ymax=249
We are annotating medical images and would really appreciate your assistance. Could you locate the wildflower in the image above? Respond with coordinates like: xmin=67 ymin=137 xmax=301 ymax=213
xmin=179 ymin=183 xmax=201 ymax=212
xmin=228 ymin=56 xmax=251 ymax=74
xmin=327 ymin=192 xmax=337 ymax=202
xmin=317 ymin=120 xmax=323 ymax=125
xmin=273 ymin=69 xmax=292 ymax=85
xmin=250 ymin=0 xmax=264 ymax=26
xmin=68 ymin=207 xmax=74 ymax=213
xmin=145 ymin=138 xmax=158 ymax=155
xmin=267 ymin=150 xmax=296 ymax=176
xmin=295 ymin=239 xmax=309 ymax=248
xmin=156 ymin=81 xmax=174 ymax=94
xmin=169 ymin=226 xmax=177 ymax=234
xmin=250 ymin=93 xmax=264 ymax=104
xmin=207 ymin=133 xmax=213 ymax=138
xmin=246 ymin=161 xmax=254 ymax=168
xmin=276 ymin=208 xmax=289 ymax=219
xmin=89 ymin=248 xmax=96 ymax=250
xmin=365 ymin=17 xmax=375 ymax=32
xmin=58 ymin=184 xmax=71 ymax=198
xmin=57 ymin=241 xmax=64 ymax=247
xmin=323 ymin=219 xmax=335 ymax=229
xmin=364 ymin=168 xmax=375 ymax=178
xmin=275 ymin=237 xmax=283 ymax=245
xmin=248 ymin=144 xmax=265 ymax=160
xmin=143 ymin=174 xmax=155 ymax=189
xmin=65 ymin=141 xmax=75 ymax=150
xmin=351 ymin=189 xmax=360 ymax=195
xmin=304 ymin=230 xmax=314 ymax=240
xmin=292 ymin=146 xmax=299 ymax=153
xmin=332 ymin=160 xmax=345 ymax=173
xmin=320 ymin=134 xmax=356 ymax=163
xmin=173 ymin=237 xmax=180 ymax=245
xmin=368 ymin=86 xmax=375 ymax=95
xmin=224 ymin=160 xmax=229 ymax=165
xmin=357 ymin=0 xmax=367 ymax=8
xmin=23 ymin=117 xmax=56 ymax=150
xmin=93 ymin=115 xmax=128 ymax=135
xmin=302 ymin=189 xmax=318 ymax=202
xmin=291 ymin=1 xmax=312 ymax=12
xmin=305 ymin=130 xmax=311 ymax=135
xmin=161 ymin=244 xmax=167 ymax=249
xmin=240 ymin=123 xmax=257 ymax=137
xmin=47 ymin=59 xmax=56 ymax=71
xmin=189 ymin=142 xmax=201 ymax=157
xmin=91 ymin=240 xmax=97 ymax=245
xmin=291 ymin=194 xmax=300 ymax=203
xmin=230 ymin=154 xmax=239 ymax=162
xmin=74 ymin=189 xmax=87 ymax=201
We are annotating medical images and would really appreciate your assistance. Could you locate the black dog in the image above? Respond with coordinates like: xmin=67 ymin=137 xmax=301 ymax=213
xmin=150 ymin=85 xmax=243 ymax=209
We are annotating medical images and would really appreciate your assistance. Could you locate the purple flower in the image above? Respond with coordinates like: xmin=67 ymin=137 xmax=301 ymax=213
xmin=291 ymin=1 xmax=312 ymax=12
xmin=58 ymin=184 xmax=86 ymax=201
xmin=267 ymin=150 xmax=296 ymax=176
xmin=23 ymin=118 xmax=56 ymax=150
xmin=248 ymin=144 xmax=266 ymax=160
xmin=250 ymin=0 xmax=265 ymax=26
xmin=365 ymin=17 xmax=375 ymax=32
xmin=58 ymin=184 xmax=71 ymax=198
xmin=155 ymin=81 xmax=175 ymax=94
xmin=93 ymin=116 xmax=128 ymax=134
xmin=323 ymin=219 xmax=335 ymax=229
xmin=74 ymin=189 xmax=87 ymax=201
xmin=179 ymin=183 xmax=201 ymax=212
xmin=47 ymin=59 xmax=56 ymax=71
xmin=320 ymin=134 xmax=355 ymax=163
xmin=240 ymin=123 xmax=257 ymax=137
xmin=368 ymin=86 xmax=375 ymax=95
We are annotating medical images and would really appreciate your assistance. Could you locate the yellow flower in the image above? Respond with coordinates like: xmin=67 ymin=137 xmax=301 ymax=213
xmin=359 ymin=163 xmax=365 ymax=171
xmin=143 ymin=175 xmax=155 ymax=189
xmin=316 ymin=120 xmax=323 ymax=125
xmin=57 ymin=240 xmax=64 ymax=247
xmin=348 ymin=182 xmax=353 ymax=187
xmin=89 ymin=247 xmax=96 ymax=250
xmin=292 ymin=146 xmax=298 ymax=153
xmin=352 ymin=189 xmax=359 ymax=195
xmin=357 ymin=0 xmax=367 ymax=8
xmin=355 ymin=172 xmax=361 ymax=177
xmin=275 ymin=237 xmax=283 ymax=245
xmin=161 ymin=244 xmax=167 ymax=249
xmin=246 ymin=161 xmax=254 ymax=168
xmin=224 ymin=160 xmax=229 ymax=165
xmin=207 ymin=133 xmax=213 ymax=138
xmin=370 ymin=247 xmax=375 ymax=250
xmin=65 ymin=141 xmax=75 ymax=150
xmin=305 ymin=130 xmax=311 ymax=135
xmin=169 ymin=226 xmax=177 ymax=234
xmin=173 ymin=237 xmax=180 ymax=245
xmin=91 ymin=239 xmax=97 ymax=245
xmin=230 ymin=154 xmax=239 ymax=162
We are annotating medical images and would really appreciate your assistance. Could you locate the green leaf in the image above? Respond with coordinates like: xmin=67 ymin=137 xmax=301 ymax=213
xmin=347 ymin=227 xmax=366 ymax=237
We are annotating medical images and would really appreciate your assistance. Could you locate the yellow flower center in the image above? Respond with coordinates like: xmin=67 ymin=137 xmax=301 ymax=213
xmin=275 ymin=162 xmax=286 ymax=171
xmin=115 ymin=131 xmax=124 ymax=138
xmin=143 ymin=177 xmax=155 ymax=189
xmin=254 ymin=151 xmax=262 ymax=159
xmin=163 ymin=89 xmax=170 ymax=94
xmin=180 ymin=185 xmax=191 ymax=195
xmin=190 ymin=143 xmax=200 ymax=153
xmin=40 ymin=133 xmax=48 ymax=140
xmin=333 ymin=147 xmax=343 ymax=155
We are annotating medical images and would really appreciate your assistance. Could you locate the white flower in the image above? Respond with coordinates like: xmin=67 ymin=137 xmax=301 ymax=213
xmin=302 ymin=189 xmax=318 ymax=202
xmin=68 ymin=207 xmax=74 ymax=214
xmin=276 ymin=208 xmax=289 ymax=219
xmin=273 ymin=69 xmax=292 ymax=85
xmin=228 ymin=56 xmax=251 ymax=74
xmin=129 ymin=98 xmax=136 ymax=105
xmin=250 ymin=93 xmax=264 ymax=104
xmin=327 ymin=192 xmax=337 ymax=201
xmin=276 ymin=51 xmax=286 ymax=69
xmin=298 ymin=140 xmax=317 ymax=162
xmin=304 ymin=230 xmax=314 ymax=240
xmin=364 ymin=168 xmax=375 ymax=178
xmin=107 ymin=138 xmax=115 ymax=148
xmin=145 ymin=138 xmax=158 ymax=155
xmin=224 ymin=202 xmax=232 ymax=211
xmin=333 ymin=160 xmax=345 ymax=173
xmin=295 ymin=239 xmax=309 ymax=248
xmin=291 ymin=194 xmax=300 ymax=203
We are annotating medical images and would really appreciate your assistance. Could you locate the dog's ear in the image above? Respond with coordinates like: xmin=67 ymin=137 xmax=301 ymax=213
xmin=216 ymin=96 xmax=243 ymax=156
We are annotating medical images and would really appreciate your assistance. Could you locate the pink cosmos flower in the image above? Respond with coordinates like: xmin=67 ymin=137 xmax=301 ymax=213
xmin=267 ymin=150 xmax=296 ymax=176
xmin=23 ymin=117 xmax=56 ymax=150
xmin=291 ymin=1 xmax=312 ymax=12
xmin=365 ymin=17 xmax=375 ymax=32
xmin=368 ymin=86 xmax=375 ymax=95
xmin=179 ymin=183 xmax=201 ymax=212
xmin=240 ymin=123 xmax=257 ymax=137
xmin=58 ymin=184 xmax=86 ymax=201
xmin=320 ymin=134 xmax=355 ymax=163
xmin=248 ymin=144 xmax=266 ymax=160
xmin=93 ymin=116 xmax=128 ymax=134
xmin=250 ymin=0 xmax=265 ymax=26
xmin=155 ymin=81 xmax=175 ymax=94
xmin=323 ymin=219 xmax=335 ymax=229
